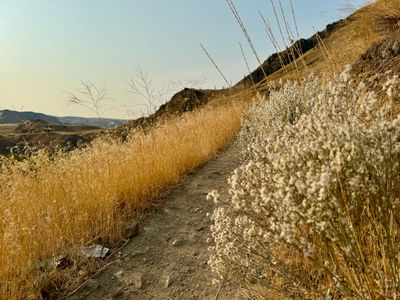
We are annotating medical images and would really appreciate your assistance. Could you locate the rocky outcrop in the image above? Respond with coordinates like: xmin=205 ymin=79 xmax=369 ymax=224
xmin=115 ymin=88 xmax=224 ymax=137
xmin=238 ymin=18 xmax=347 ymax=86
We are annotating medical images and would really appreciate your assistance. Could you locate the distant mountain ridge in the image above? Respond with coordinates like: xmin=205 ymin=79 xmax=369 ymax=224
xmin=0 ymin=109 xmax=128 ymax=128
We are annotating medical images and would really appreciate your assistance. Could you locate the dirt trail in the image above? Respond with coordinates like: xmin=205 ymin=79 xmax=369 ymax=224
xmin=68 ymin=148 xmax=246 ymax=300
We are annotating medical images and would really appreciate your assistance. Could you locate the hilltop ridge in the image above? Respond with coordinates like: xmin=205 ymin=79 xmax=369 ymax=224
xmin=0 ymin=109 xmax=128 ymax=128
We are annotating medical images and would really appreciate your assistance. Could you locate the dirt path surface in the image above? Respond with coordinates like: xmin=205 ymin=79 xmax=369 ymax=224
xmin=68 ymin=148 xmax=246 ymax=300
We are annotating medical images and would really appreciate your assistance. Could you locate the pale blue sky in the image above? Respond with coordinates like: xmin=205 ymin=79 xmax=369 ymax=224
xmin=0 ymin=0 xmax=366 ymax=118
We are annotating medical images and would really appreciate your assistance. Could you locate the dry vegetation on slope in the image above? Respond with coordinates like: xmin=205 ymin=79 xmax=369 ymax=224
xmin=246 ymin=0 xmax=399 ymax=87
xmin=0 ymin=99 xmax=248 ymax=299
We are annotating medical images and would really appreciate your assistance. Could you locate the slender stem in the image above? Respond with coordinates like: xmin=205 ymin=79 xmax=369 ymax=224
xmin=200 ymin=43 xmax=232 ymax=88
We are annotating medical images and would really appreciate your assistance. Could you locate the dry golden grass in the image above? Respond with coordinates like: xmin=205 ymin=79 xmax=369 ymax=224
xmin=310 ymin=0 xmax=400 ymax=75
xmin=0 ymin=99 xmax=248 ymax=299
xmin=364 ymin=0 xmax=400 ymax=35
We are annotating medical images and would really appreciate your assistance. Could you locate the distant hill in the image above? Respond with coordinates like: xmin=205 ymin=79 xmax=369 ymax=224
xmin=0 ymin=109 xmax=60 ymax=124
xmin=0 ymin=109 xmax=128 ymax=128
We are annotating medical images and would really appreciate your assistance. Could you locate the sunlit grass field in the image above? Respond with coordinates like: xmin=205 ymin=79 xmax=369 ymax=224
xmin=0 ymin=100 xmax=248 ymax=299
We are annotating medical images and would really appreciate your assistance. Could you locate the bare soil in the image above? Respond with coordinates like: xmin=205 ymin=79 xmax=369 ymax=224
xmin=67 ymin=147 xmax=247 ymax=300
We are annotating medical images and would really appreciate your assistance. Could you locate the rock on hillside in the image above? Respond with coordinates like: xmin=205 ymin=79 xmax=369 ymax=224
xmin=238 ymin=18 xmax=347 ymax=86
xmin=116 ymin=88 xmax=224 ymax=136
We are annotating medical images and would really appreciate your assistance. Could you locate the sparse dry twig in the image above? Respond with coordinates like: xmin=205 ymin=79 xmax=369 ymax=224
xmin=65 ymin=80 xmax=112 ymax=119
xmin=127 ymin=67 xmax=173 ymax=116
xmin=239 ymin=42 xmax=256 ymax=88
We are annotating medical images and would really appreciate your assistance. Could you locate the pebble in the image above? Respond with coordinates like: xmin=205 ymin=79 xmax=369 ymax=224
xmin=122 ymin=221 xmax=139 ymax=239
xmin=112 ymin=287 xmax=124 ymax=298
xmin=164 ymin=271 xmax=179 ymax=288
xmin=393 ymin=41 xmax=400 ymax=55
xmin=85 ymin=279 xmax=99 ymax=290
xmin=196 ymin=226 xmax=205 ymax=232
xmin=171 ymin=238 xmax=185 ymax=247
xmin=114 ymin=270 xmax=124 ymax=278
xmin=127 ymin=272 xmax=143 ymax=290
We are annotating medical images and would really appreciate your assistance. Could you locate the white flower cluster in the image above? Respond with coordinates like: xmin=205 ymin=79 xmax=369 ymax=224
xmin=209 ymin=69 xmax=400 ymax=298
xmin=383 ymin=74 xmax=400 ymax=100
xmin=236 ymin=75 xmax=322 ymax=160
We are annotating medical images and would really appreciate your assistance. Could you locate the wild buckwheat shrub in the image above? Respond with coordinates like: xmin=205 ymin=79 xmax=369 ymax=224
xmin=236 ymin=75 xmax=323 ymax=161
xmin=209 ymin=69 xmax=400 ymax=299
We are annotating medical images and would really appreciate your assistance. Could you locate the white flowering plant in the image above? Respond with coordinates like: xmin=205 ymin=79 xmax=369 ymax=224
xmin=209 ymin=68 xmax=400 ymax=299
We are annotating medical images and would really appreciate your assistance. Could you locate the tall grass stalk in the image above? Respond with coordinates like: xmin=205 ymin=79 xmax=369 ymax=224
xmin=258 ymin=10 xmax=287 ymax=71
xmin=289 ymin=0 xmax=300 ymax=39
xmin=226 ymin=0 xmax=267 ymax=79
xmin=200 ymin=43 xmax=232 ymax=88
xmin=239 ymin=42 xmax=256 ymax=89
